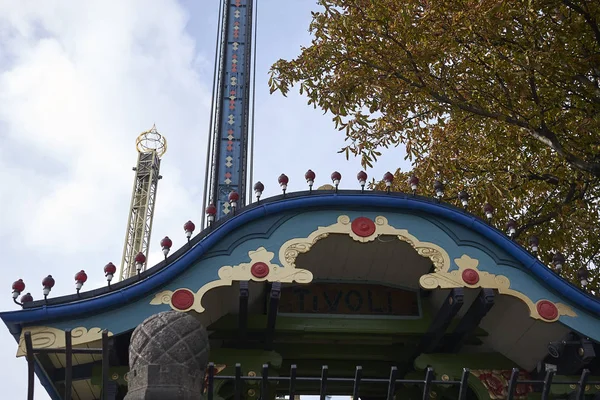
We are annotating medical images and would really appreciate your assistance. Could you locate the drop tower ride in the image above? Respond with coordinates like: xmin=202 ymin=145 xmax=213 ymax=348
xmin=119 ymin=126 xmax=167 ymax=280
xmin=203 ymin=0 xmax=256 ymax=225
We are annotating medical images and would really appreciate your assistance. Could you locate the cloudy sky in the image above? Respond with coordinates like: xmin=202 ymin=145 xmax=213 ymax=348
xmin=0 ymin=0 xmax=406 ymax=396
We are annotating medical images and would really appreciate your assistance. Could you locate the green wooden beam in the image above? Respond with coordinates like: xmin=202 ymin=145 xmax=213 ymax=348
xmin=209 ymin=314 xmax=489 ymax=337
xmin=271 ymin=343 xmax=411 ymax=362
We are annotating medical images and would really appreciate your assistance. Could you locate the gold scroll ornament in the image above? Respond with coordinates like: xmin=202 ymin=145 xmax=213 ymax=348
xmin=151 ymin=247 xmax=313 ymax=313
xmin=16 ymin=326 xmax=112 ymax=357
xmin=278 ymin=215 xmax=451 ymax=272
xmin=420 ymin=254 xmax=576 ymax=322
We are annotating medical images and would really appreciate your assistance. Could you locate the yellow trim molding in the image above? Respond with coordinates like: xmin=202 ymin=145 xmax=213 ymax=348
xmin=279 ymin=215 xmax=451 ymax=272
xmin=16 ymin=326 xmax=112 ymax=357
xmin=317 ymin=184 xmax=335 ymax=190
xmin=419 ymin=254 xmax=576 ymax=322
xmin=151 ymin=247 xmax=313 ymax=313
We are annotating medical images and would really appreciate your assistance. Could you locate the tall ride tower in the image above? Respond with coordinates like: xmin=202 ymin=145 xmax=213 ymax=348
xmin=203 ymin=0 xmax=256 ymax=225
xmin=119 ymin=125 xmax=167 ymax=280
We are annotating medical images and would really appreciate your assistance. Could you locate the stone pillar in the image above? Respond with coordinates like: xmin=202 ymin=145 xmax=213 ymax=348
xmin=124 ymin=311 xmax=210 ymax=400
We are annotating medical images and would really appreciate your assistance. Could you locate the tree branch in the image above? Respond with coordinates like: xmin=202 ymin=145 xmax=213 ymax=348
xmin=562 ymin=0 xmax=600 ymax=48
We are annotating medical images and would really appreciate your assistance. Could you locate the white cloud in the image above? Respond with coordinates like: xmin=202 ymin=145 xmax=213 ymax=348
xmin=0 ymin=0 xmax=210 ymax=397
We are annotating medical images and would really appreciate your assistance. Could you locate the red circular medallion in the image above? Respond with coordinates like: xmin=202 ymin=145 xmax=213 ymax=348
xmin=171 ymin=289 xmax=195 ymax=311
xmin=537 ymin=300 xmax=559 ymax=321
xmin=351 ymin=217 xmax=376 ymax=237
xmin=251 ymin=262 xmax=269 ymax=278
xmin=462 ymin=268 xmax=480 ymax=285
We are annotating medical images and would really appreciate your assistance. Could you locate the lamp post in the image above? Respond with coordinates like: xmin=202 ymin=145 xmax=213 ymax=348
xmin=134 ymin=252 xmax=146 ymax=277
xmin=305 ymin=170 xmax=316 ymax=192
xmin=278 ymin=174 xmax=289 ymax=195
xmin=206 ymin=205 xmax=217 ymax=227
xmin=75 ymin=270 xmax=87 ymax=295
xmin=357 ymin=171 xmax=368 ymax=192
xmin=331 ymin=171 xmax=342 ymax=192
xmin=42 ymin=275 xmax=55 ymax=302
xmin=105 ymin=262 xmax=117 ymax=288
xmin=434 ymin=181 xmax=444 ymax=201
xmin=254 ymin=182 xmax=264 ymax=202
xmin=228 ymin=191 xmax=240 ymax=214
xmin=408 ymin=176 xmax=419 ymax=195
xmin=160 ymin=236 xmax=173 ymax=259
xmin=383 ymin=172 xmax=394 ymax=193
xmin=184 ymin=220 xmax=195 ymax=242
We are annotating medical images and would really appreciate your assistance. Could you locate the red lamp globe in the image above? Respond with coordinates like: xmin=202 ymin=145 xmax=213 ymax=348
xmin=506 ymin=219 xmax=517 ymax=236
xmin=12 ymin=279 xmax=25 ymax=300
xmin=483 ymin=203 xmax=494 ymax=219
xmin=331 ymin=171 xmax=342 ymax=186
xmin=135 ymin=252 xmax=146 ymax=274
xmin=305 ymin=169 xmax=316 ymax=187
xmin=104 ymin=262 xmax=117 ymax=276
xmin=357 ymin=171 xmax=368 ymax=188
xmin=278 ymin=173 xmax=289 ymax=193
xmin=184 ymin=220 xmax=196 ymax=238
xmin=74 ymin=270 xmax=88 ymax=284
xmin=383 ymin=172 xmax=394 ymax=187
xmin=134 ymin=252 xmax=146 ymax=264
xmin=42 ymin=275 xmax=55 ymax=289
xmin=161 ymin=236 xmax=173 ymax=258
xmin=253 ymin=182 xmax=264 ymax=199
xmin=552 ymin=252 xmax=565 ymax=271
xmin=160 ymin=236 xmax=173 ymax=249
xmin=12 ymin=279 xmax=25 ymax=293
xmin=206 ymin=205 xmax=217 ymax=223
xmin=528 ymin=236 xmax=539 ymax=253
xmin=408 ymin=176 xmax=419 ymax=191
xmin=433 ymin=181 xmax=445 ymax=198
xmin=104 ymin=262 xmax=117 ymax=283
xmin=21 ymin=293 xmax=33 ymax=303
xmin=75 ymin=270 xmax=87 ymax=291
xmin=206 ymin=205 xmax=217 ymax=215
xmin=42 ymin=275 xmax=55 ymax=297
xmin=458 ymin=191 xmax=469 ymax=207
xmin=228 ymin=191 xmax=240 ymax=208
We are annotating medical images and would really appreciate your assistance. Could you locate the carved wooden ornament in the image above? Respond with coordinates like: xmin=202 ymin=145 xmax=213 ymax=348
xmin=420 ymin=254 xmax=576 ymax=322
xmin=16 ymin=326 xmax=112 ymax=357
xmin=151 ymin=247 xmax=313 ymax=313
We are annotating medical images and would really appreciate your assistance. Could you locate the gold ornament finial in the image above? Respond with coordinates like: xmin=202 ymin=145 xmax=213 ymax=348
xmin=136 ymin=125 xmax=167 ymax=157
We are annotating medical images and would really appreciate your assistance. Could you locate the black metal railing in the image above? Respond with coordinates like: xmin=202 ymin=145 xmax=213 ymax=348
xmin=22 ymin=341 xmax=600 ymax=400
xmin=24 ymin=329 xmax=111 ymax=400
xmin=205 ymin=362 xmax=600 ymax=400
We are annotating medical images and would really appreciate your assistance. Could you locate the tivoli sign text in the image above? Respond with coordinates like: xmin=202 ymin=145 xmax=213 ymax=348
xmin=279 ymin=282 xmax=420 ymax=317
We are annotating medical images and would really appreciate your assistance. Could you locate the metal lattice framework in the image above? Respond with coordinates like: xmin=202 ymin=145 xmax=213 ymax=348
xmin=119 ymin=126 xmax=166 ymax=281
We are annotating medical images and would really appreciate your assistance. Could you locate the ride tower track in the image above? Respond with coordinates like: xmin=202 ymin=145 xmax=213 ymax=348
xmin=204 ymin=0 xmax=255 ymax=224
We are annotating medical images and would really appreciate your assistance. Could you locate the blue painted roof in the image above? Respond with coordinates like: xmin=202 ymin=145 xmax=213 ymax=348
xmin=2 ymin=191 xmax=599 ymax=334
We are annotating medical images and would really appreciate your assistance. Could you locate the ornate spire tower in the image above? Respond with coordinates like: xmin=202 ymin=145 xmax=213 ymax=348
xmin=203 ymin=0 xmax=256 ymax=225
xmin=119 ymin=125 xmax=167 ymax=280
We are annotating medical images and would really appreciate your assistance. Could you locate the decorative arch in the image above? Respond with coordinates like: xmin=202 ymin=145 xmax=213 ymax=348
xmin=151 ymin=214 xmax=450 ymax=314
xmin=150 ymin=247 xmax=313 ymax=313
xmin=277 ymin=214 xmax=577 ymax=323
xmin=151 ymin=214 xmax=577 ymax=322
xmin=420 ymin=254 xmax=577 ymax=322
xmin=278 ymin=215 xmax=451 ymax=272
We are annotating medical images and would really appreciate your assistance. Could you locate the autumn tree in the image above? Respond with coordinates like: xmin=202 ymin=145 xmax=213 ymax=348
xmin=269 ymin=0 xmax=600 ymax=291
